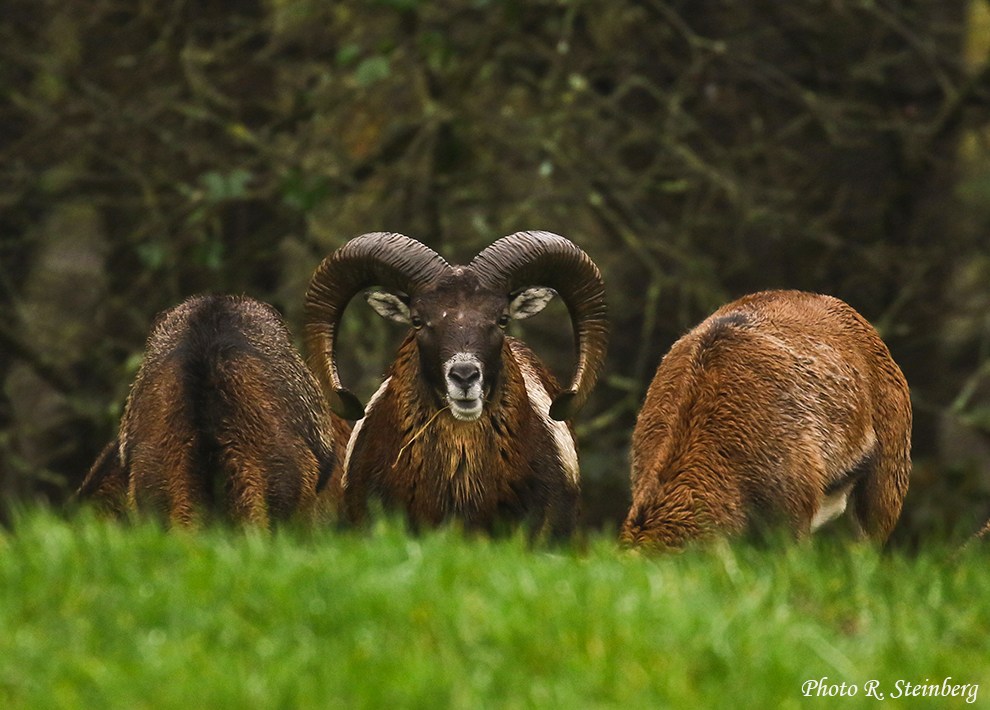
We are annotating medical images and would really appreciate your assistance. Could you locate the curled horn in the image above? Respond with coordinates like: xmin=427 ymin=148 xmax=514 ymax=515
xmin=304 ymin=233 xmax=450 ymax=419
xmin=470 ymin=231 xmax=608 ymax=420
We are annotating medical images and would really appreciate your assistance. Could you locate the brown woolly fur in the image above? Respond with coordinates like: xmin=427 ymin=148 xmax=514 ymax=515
xmin=79 ymin=440 xmax=129 ymax=519
xmin=621 ymin=290 xmax=912 ymax=550
xmin=343 ymin=336 xmax=579 ymax=539
xmin=78 ymin=295 xmax=348 ymax=528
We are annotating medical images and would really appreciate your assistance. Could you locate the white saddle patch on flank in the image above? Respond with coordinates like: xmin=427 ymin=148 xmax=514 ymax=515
xmin=811 ymin=480 xmax=856 ymax=531
xmin=341 ymin=377 xmax=392 ymax=490
xmin=514 ymin=354 xmax=579 ymax=486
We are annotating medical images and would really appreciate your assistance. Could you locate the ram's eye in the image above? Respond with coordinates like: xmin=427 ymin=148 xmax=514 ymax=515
xmin=497 ymin=314 xmax=510 ymax=329
xmin=411 ymin=316 xmax=424 ymax=330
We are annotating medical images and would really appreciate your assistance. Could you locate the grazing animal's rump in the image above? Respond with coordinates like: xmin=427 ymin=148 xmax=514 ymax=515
xmin=304 ymin=231 xmax=608 ymax=538
xmin=78 ymin=295 xmax=348 ymax=527
xmin=621 ymin=290 xmax=912 ymax=549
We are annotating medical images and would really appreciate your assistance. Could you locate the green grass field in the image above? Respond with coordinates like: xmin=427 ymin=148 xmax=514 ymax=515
xmin=1 ymin=509 xmax=987 ymax=710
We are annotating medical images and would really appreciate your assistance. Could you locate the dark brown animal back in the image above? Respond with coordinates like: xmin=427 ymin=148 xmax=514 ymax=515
xmin=121 ymin=295 xmax=336 ymax=523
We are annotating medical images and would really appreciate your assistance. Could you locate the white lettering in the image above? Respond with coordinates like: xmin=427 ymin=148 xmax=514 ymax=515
xmin=804 ymin=678 xmax=972 ymax=702
xmin=805 ymin=681 xmax=857 ymax=698
xmin=865 ymin=680 xmax=883 ymax=699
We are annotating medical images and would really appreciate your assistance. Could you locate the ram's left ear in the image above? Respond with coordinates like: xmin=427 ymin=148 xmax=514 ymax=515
xmin=509 ymin=287 xmax=557 ymax=320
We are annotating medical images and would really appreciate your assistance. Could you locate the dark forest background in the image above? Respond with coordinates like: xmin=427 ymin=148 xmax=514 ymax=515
xmin=3 ymin=0 xmax=990 ymax=544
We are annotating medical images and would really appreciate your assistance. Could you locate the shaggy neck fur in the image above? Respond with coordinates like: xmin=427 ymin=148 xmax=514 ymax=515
xmin=343 ymin=333 xmax=578 ymax=534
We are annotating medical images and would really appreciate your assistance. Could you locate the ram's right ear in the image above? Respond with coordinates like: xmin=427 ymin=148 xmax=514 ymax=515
xmin=365 ymin=291 xmax=412 ymax=324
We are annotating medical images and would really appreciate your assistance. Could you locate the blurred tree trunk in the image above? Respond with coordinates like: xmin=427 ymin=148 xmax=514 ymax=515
xmin=1 ymin=203 xmax=110 ymax=518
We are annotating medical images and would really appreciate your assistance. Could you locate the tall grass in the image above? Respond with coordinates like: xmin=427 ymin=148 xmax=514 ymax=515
xmin=1 ymin=509 xmax=987 ymax=709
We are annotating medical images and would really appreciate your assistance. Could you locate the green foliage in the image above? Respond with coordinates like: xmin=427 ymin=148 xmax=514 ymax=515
xmin=198 ymin=170 xmax=254 ymax=203
xmin=336 ymin=44 xmax=362 ymax=66
xmin=280 ymin=168 xmax=334 ymax=212
xmin=1 ymin=511 xmax=988 ymax=709
xmin=353 ymin=56 xmax=391 ymax=87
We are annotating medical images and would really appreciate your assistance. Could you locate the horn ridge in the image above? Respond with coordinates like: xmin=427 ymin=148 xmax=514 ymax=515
xmin=304 ymin=232 xmax=450 ymax=419
xmin=470 ymin=231 xmax=608 ymax=420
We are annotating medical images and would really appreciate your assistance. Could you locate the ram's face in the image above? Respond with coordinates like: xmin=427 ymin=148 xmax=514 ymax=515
xmin=406 ymin=272 xmax=507 ymax=421
xmin=366 ymin=269 xmax=556 ymax=422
